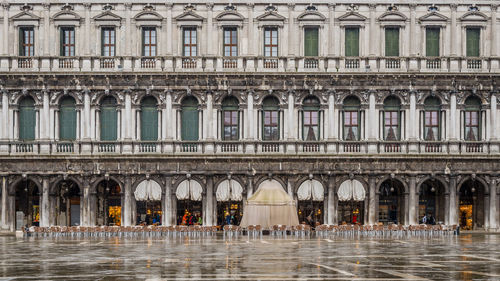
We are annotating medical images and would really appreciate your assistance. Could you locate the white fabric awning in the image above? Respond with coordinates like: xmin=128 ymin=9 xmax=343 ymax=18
xmin=338 ymin=179 xmax=366 ymax=201
xmin=297 ymin=179 xmax=324 ymax=201
xmin=216 ymin=179 xmax=243 ymax=202
xmin=176 ymin=179 xmax=203 ymax=201
xmin=134 ymin=180 xmax=162 ymax=201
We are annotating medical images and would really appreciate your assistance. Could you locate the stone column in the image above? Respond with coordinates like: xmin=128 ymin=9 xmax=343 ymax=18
xmin=409 ymin=92 xmax=418 ymax=152
xmin=164 ymin=91 xmax=172 ymax=139
xmin=491 ymin=94 xmax=497 ymax=140
xmin=286 ymin=3 xmax=295 ymax=70
xmin=327 ymin=92 xmax=336 ymax=139
xmin=449 ymin=4 xmax=459 ymax=71
xmin=448 ymin=176 xmax=458 ymax=226
xmin=368 ymin=91 xmax=378 ymax=153
xmin=408 ymin=176 xmax=417 ymax=225
xmin=40 ymin=177 xmax=50 ymax=227
xmin=1 ymin=3 xmax=9 ymax=56
xmin=327 ymin=175 xmax=335 ymax=225
xmin=1 ymin=177 xmax=7 ymax=229
xmin=1 ymin=91 xmax=8 ymax=143
xmin=368 ymin=176 xmax=377 ymax=225
xmin=449 ymin=91 xmax=459 ymax=152
xmin=123 ymin=177 xmax=133 ymax=226
xmin=163 ymin=175 xmax=172 ymax=226
xmin=247 ymin=175 xmax=254 ymax=199
xmin=367 ymin=4 xmax=377 ymax=69
xmin=204 ymin=176 xmax=214 ymax=226
xmin=489 ymin=179 xmax=497 ymax=230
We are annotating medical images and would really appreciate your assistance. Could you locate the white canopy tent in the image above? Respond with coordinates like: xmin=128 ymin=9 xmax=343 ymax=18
xmin=216 ymin=179 xmax=243 ymax=202
xmin=297 ymin=179 xmax=324 ymax=201
xmin=337 ymin=179 xmax=366 ymax=201
xmin=134 ymin=180 xmax=162 ymax=201
xmin=176 ymin=179 xmax=203 ymax=201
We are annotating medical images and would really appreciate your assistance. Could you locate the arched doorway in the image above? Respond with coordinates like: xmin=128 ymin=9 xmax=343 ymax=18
xmin=216 ymin=178 xmax=243 ymax=226
xmin=297 ymin=179 xmax=324 ymax=226
xmin=14 ymin=180 xmax=40 ymax=229
xmin=54 ymin=180 xmax=81 ymax=226
xmin=419 ymin=179 xmax=445 ymax=224
xmin=337 ymin=179 xmax=366 ymax=225
xmin=95 ymin=180 xmax=122 ymax=226
xmin=176 ymin=179 xmax=203 ymax=225
xmin=459 ymin=179 xmax=486 ymax=230
xmin=134 ymin=179 xmax=162 ymax=225
xmin=378 ymin=179 xmax=405 ymax=225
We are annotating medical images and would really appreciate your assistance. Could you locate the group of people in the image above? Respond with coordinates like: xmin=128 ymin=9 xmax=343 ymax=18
xmin=421 ymin=213 xmax=436 ymax=225
xmin=179 ymin=211 xmax=203 ymax=226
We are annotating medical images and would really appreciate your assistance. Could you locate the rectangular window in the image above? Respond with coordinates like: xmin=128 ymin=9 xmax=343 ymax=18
xmin=223 ymin=27 xmax=238 ymax=57
xmin=385 ymin=27 xmax=399 ymax=57
xmin=60 ymin=27 xmax=75 ymax=56
xmin=384 ymin=111 xmax=399 ymax=140
xmin=263 ymin=111 xmax=279 ymax=140
xmin=466 ymin=27 xmax=480 ymax=57
xmin=19 ymin=27 xmax=34 ymax=56
xmin=223 ymin=111 xmax=238 ymax=140
xmin=465 ymin=111 xmax=479 ymax=141
xmin=304 ymin=28 xmax=319 ymax=57
xmin=424 ymin=111 xmax=439 ymax=140
xmin=426 ymin=27 xmax=440 ymax=57
xmin=142 ymin=27 xmax=156 ymax=56
xmin=303 ymin=111 xmax=319 ymax=141
xmin=345 ymin=27 xmax=359 ymax=57
xmin=101 ymin=28 xmax=115 ymax=57
xmin=264 ymin=27 xmax=278 ymax=57
xmin=183 ymin=27 xmax=197 ymax=57
xmin=344 ymin=111 xmax=359 ymax=140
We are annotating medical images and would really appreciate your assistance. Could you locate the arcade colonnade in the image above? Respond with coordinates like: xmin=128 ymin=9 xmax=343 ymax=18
xmin=0 ymin=172 xmax=498 ymax=232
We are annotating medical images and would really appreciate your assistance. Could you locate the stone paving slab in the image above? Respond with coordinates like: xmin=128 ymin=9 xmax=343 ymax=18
xmin=0 ymin=234 xmax=499 ymax=280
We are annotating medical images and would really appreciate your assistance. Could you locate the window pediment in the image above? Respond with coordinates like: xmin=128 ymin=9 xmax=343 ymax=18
xmin=215 ymin=11 xmax=244 ymax=27
xmin=10 ymin=11 xmax=40 ymax=26
xmin=93 ymin=11 xmax=122 ymax=26
xmin=378 ymin=11 xmax=407 ymax=22
xmin=256 ymin=11 xmax=286 ymax=27
xmin=174 ymin=11 xmax=205 ymax=26
xmin=133 ymin=11 xmax=164 ymax=26
xmin=460 ymin=11 xmax=488 ymax=22
xmin=51 ymin=11 xmax=82 ymax=26
xmin=297 ymin=11 xmax=326 ymax=22
xmin=338 ymin=12 xmax=366 ymax=26
xmin=419 ymin=12 xmax=449 ymax=23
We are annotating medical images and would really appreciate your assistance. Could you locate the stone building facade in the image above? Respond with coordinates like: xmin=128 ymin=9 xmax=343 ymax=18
xmin=0 ymin=0 xmax=499 ymax=231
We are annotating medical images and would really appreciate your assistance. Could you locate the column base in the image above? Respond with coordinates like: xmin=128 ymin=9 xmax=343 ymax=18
xmin=122 ymin=142 xmax=133 ymax=154
xmin=245 ymin=143 xmax=255 ymax=153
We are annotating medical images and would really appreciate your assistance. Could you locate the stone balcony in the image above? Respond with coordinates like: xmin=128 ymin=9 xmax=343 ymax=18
xmin=2 ymin=56 xmax=499 ymax=73
xmin=2 ymin=140 xmax=498 ymax=156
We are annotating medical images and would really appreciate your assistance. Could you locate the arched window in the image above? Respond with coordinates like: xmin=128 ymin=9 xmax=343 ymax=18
xmin=464 ymin=96 xmax=481 ymax=141
xmin=181 ymin=96 xmax=199 ymax=141
xmin=383 ymin=96 xmax=401 ymax=141
xmin=302 ymin=96 xmax=320 ymax=141
xmin=100 ymin=96 xmax=117 ymax=141
xmin=262 ymin=96 xmax=280 ymax=141
xmin=140 ymin=96 xmax=158 ymax=141
xmin=59 ymin=96 xmax=76 ymax=140
xmin=19 ymin=97 xmax=36 ymax=140
xmin=221 ymin=96 xmax=239 ymax=140
xmin=343 ymin=96 xmax=361 ymax=141
xmin=423 ymin=97 xmax=441 ymax=141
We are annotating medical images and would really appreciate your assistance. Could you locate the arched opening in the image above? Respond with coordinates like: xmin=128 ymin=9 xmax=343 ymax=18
xmin=181 ymin=96 xmax=199 ymax=141
xmin=19 ymin=97 xmax=36 ymax=140
xmin=464 ymin=96 xmax=481 ymax=141
xmin=221 ymin=96 xmax=240 ymax=140
xmin=302 ymin=96 xmax=320 ymax=141
xmin=297 ymin=179 xmax=324 ymax=226
xmin=342 ymin=96 xmax=361 ymax=141
xmin=262 ymin=96 xmax=280 ymax=141
xmin=134 ymin=179 xmax=162 ymax=225
xmin=418 ymin=179 xmax=445 ymax=224
xmin=216 ymin=179 xmax=243 ymax=226
xmin=59 ymin=96 xmax=77 ymax=140
xmin=337 ymin=179 xmax=366 ymax=225
xmin=383 ymin=96 xmax=401 ymax=141
xmin=378 ymin=179 xmax=405 ymax=225
xmin=15 ymin=180 xmax=40 ymax=229
xmin=459 ymin=179 xmax=486 ymax=230
xmin=54 ymin=180 xmax=81 ymax=226
xmin=176 ymin=179 xmax=203 ymax=225
xmin=100 ymin=96 xmax=117 ymax=141
xmin=140 ymin=96 xmax=158 ymax=141
xmin=95 ymin=180 xmax=122 ymax=226
xmin=423 ymin=96 xmax=441 ymax=141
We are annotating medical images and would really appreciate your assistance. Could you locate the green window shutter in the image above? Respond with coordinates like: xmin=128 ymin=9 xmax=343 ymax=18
xmin=100 ymin=99 xmax=117 ymax=141
xmin=101 ymin=28 xmax=105 ymax=56
xmin=385 ymin=28 xmax=399 ymax=57
xmin=426 ymin=28 xmax=440 ymax=57
xmin=181 ymin=108 xmax=199 ymax=141
xmin=59 ymin=98 xmax=76 ymax=140
xmin=345 ymin=28 xmax=359 ymax=57
xmin=466 ymin=28 xmax=480 ymax=57
xmin=304 ymin=28 xmax=318 ymax=57
xmin=19 ymin=28 xmax=24 ymax=56
xmin=141 ymin=28 xmax=145 ymax=56
xmin=19 ymin=98 xmax=36 ymax=140
xmin=141 ymin=98 xmax=158 ymax=141
xmin=60 ymin=28 xmax=65 ymax=56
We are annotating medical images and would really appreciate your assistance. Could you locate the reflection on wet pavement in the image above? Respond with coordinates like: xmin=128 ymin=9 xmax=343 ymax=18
xmin=0 ymin=234 xmax=499 ymax=280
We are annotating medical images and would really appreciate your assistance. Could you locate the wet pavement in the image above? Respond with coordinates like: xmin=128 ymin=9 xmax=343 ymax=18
xmin=0 ymin=233 xmax=499 ymax=280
